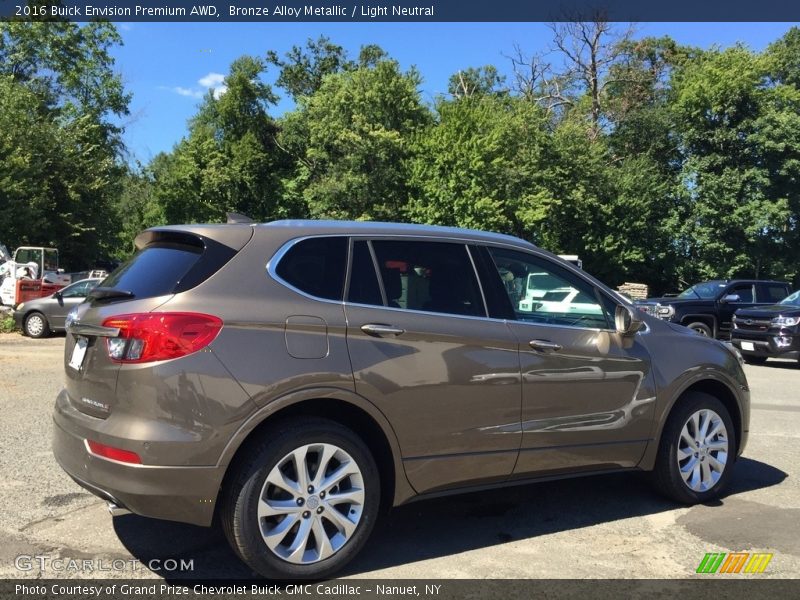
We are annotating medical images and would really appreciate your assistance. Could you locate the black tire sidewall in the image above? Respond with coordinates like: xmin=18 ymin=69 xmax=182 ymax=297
xmin=24 ymin=312 xmax=49 ymax=338
xmin=654 ymin=393 xmax=737 ymax=504
xmin=685 ymin=322 xmax=712 ymax=337
xmin=226 ymin=419 xmax=380 ymax=579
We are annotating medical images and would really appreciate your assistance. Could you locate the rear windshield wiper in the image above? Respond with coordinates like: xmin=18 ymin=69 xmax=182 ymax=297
xmin=88 ymin=287 xmax=135 ymax=301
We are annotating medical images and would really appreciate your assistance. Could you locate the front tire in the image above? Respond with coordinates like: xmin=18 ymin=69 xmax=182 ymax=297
xmin=24 ymin=312 xmax=50 ymax=338
xmin=651 ymin=392 xmax=736 ymax=504
xmin=221 ymin=417 xmax=380 ymax=579
xmin=685 ymin=321 xmax=713 ymax=337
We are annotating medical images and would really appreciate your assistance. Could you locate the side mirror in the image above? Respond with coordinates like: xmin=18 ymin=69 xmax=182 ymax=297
xmin=615 ymin=304 xmax=644 ymax=336
xmin=720 ymin=294 xmax=740 ymax=304
xmin=54 ymin=291 xmax=62 ymax=300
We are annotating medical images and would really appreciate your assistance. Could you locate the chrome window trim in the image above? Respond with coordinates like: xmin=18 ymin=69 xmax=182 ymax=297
xmin=266 ymin=233 xmax=631 ymax=334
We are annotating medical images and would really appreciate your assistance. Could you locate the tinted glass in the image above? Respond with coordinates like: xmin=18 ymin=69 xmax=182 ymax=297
xmin=780 ymin=290 xmax=800 ymax=306
xmin=678 ymin=281 xmax=726 ymax=299
xmin=276 ymin=237 xmax=348 ymax=301
xmin=370 ymin=241 xmax=485 ymax=317
xmin=756 ymin=283 xmax=789 ymax=303
xmin=729 ymin=284 xmax=754 ymax=303
xmin=61 ymin=280 xmax=98 ymax=298
xmin=101 ymin=243 xmax=202 ymax=300
xmin=348 ymin=241 xmax=383 ymax=306
xmin=487 ymin=247 xmax=612 ymax=329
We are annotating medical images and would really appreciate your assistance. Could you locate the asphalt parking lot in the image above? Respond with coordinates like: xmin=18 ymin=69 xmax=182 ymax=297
xmin=0 ymin=333 xmax=798 ymax=579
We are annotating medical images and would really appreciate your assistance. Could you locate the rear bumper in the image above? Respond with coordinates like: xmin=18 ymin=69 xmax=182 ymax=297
xmin=13 ymin=310 xmax=24 ymax=330
xmin=52 ymin=389 xmax=224 ymax=527
xmin=731 ymin=331 xmax=800 ymax=359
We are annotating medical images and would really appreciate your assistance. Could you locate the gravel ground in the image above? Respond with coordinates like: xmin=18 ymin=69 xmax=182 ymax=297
xmin=0 ymin=332 xmax=797 ymax=579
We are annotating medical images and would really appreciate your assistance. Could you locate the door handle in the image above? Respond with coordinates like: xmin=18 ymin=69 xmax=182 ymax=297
xmin=529 ymin=339 xmax=562 ymax=352
xmin=361 ymin=323 xmax=405 ymax=338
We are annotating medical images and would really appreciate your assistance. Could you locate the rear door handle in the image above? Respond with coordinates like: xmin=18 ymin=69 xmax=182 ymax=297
xmin=529 ymin=339 xmax=562 ymax=352
xmin=361 ymin=323 xmax=405 ymax=338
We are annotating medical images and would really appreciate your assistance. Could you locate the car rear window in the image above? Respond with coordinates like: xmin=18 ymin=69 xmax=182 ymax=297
xmin=275 ymin=237 xmax=348 ymax=301
xmin=99 ymin=242 xmax=203 ymax=300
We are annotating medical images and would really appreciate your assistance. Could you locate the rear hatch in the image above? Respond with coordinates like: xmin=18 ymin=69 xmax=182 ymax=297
xmin=64 ymin=226 xmax=253 ymax=418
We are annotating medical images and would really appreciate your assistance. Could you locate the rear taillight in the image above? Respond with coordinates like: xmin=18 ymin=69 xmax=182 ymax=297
xmin=101 ymin=312 xmax=223 ymax=363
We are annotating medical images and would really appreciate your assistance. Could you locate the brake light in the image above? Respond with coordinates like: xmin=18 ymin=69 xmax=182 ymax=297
xmin=86 ymin=440 xmax=142 ymax=464
xmin=101 ymin=312 xmax=223 ymax=363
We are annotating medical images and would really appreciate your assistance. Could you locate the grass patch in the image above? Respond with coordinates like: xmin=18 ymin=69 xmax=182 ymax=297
xmin=0 ymin=311 xmax=18 ymax=333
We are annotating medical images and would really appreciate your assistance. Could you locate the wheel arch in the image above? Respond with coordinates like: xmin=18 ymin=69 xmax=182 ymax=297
xmin=640 ymin=376 xmax=743 ymax=471
xmin=215 ymin=387 xmax=415 ymax=514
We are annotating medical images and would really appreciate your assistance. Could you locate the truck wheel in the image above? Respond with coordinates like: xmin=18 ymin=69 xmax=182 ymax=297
xmin=685 ymin=322 xmax=712 ymax=337
xmin=221 ymin=417 xmax=380 ymax=579
xmin=651 ymin=392 xmax=736 ymax=504
xmin=24 ymin=312 xmax=50 ymax=338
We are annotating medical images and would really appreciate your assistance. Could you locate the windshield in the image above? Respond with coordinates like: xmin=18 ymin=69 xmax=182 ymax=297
xmin=678 ymin=281 xmax=726 ymax=300
xmin=779 ymin=290 xmax=800 ymax=306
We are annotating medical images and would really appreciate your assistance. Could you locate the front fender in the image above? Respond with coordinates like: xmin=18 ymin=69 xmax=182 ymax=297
xmin=637 ymin=322 xmax=750 ymax=470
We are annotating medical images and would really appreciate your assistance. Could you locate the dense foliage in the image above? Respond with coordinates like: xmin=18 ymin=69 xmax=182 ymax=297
xmin=2 ymin=25 xmax=799 ymax=293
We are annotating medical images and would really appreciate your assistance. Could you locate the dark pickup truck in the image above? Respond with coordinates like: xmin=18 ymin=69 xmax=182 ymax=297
xmin=636 ymin=279 xmax=791 ymax=338
xmin=731 ymin=289 xmax=800 ymax=364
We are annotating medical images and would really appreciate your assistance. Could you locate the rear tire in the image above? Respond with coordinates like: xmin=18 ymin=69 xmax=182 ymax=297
xmin=24 ymin=312 xmax=50 ymax=338
xmin=221 ymin=417 xmax=380 ymax=579
xmin=651 ymin=392 xmax=736 ymax=504
xmin=685 ymin=321 xmax=713 ymax=337
xmin=742 ymin=355 xmax=767 ymax=365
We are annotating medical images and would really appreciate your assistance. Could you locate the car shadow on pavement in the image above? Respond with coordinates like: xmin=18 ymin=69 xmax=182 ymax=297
xmin=112 ymin=456 xmax=786 ymax=579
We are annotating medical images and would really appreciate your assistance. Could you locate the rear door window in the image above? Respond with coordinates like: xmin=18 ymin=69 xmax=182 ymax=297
xmin=275 ymin=237 xmax=348 ymax=301
xmin=347 ymin=241 xmax=384 ymax=306
xmin=756 ymin=283 xmax=789 ymax=303
xmin=368 ymin=240 xmax=486 ymax=317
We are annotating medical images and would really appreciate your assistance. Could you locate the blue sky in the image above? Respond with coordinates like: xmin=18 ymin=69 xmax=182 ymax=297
xmin=112 ymin=22 xmax=798 ymax=163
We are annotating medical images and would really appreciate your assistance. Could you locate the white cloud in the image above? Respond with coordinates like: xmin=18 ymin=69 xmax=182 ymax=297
xmin=171 ymin=86 xmax=203 ymax=98
xmin=198 ymin=72 xmax=225 ymax=88
xmin=161 ymin=72 xmax=228 ymax=100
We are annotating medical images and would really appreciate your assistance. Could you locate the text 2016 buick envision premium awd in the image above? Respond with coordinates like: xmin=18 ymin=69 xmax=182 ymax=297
xmin=53 ymin=220 xmax=749 ymax=579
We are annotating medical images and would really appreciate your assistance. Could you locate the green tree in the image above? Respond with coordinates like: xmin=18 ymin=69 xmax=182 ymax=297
xmin=152 ymin=56 xmax=294 ymax=225
xmin=671 ymin=46 xmax=799 ymax=284
xmin=286 ymin=59 xmax=431 ymax=221
xmin=0 ymin=21 xmax=129 ymax=268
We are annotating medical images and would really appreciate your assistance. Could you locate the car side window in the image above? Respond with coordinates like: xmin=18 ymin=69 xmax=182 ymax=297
xmin=61 ymin=281 xmax=89 ymax=298
xmin=486 ymin=246 xmax=612 ymax=329
xmin=275 ymin=237 xmax=348 ymax=301
xmin=756 ymin=283 xmax=788 ymax=303
xmin=347 ymin=241 xmax=383 ymax=306
xmin=366 ymin=240 xmax=486 ymax=317
xmin=728 ymin=284 xmax=754 ymax=303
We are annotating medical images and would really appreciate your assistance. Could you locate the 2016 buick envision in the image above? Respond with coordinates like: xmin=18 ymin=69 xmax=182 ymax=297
xmin=53 ymin=220 xmax=750 ymax=579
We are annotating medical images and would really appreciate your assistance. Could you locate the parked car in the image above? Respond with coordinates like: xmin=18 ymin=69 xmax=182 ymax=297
xmin=53 ymin=221 xmax=750 ymax=579
xmin=730 ymin=289 xmax=800 ymax=364
xmin=14 ymin=278 xmax=101 ymax=338
xmin=636 ymin=279 xmax=791 ymax=338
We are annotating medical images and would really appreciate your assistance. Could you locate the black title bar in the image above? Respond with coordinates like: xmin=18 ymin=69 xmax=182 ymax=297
xmin=3 ymin=0 xmax=800 ymax=22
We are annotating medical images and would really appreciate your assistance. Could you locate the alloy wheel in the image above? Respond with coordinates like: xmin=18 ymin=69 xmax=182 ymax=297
xmin=258 ymin=443 xmax=365 ymax=564
xmin=26 ymin=314 xmax=44 ymax=336
xmin=677 ymin=409 xmax=728 ymax=492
